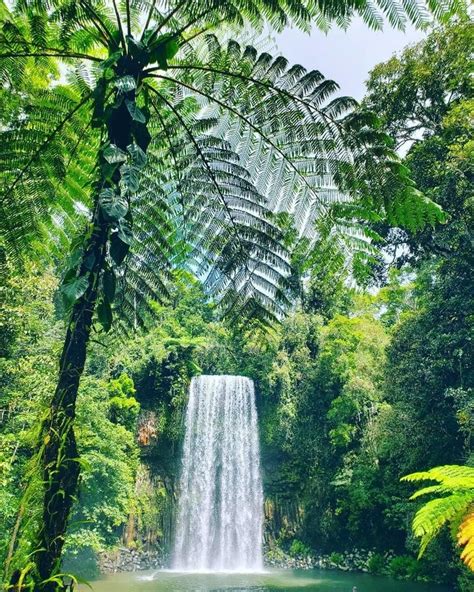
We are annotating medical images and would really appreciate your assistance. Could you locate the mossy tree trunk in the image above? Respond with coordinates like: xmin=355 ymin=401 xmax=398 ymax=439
xmin=35 ymin=221 xmax=108 ymax=590
xmin=9 ymin=72 xmax=146 ymax=591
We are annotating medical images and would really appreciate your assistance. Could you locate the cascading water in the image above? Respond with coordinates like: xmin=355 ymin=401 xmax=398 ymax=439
xmin=172 ymin=375 xmax=264 ymax=572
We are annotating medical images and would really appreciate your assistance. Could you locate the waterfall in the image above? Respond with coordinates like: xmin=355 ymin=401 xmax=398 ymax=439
xmin=172 ymin=375 xmax=264 ymax=572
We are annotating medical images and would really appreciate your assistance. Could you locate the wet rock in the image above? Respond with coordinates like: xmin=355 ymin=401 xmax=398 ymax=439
xmin=98 ymin=549 xmax=166 ymax=574
xmin=262 ymin=547 xmax=389 ymax=575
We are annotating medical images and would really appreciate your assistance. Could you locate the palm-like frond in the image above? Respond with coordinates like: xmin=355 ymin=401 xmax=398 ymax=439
xmin=136 ymin=83 xmax=293 ymax=324
xmin=403 ymin=465 xmax=474 ymax=570
xmin=0 ymin=84 xmax=98 ymax=256
xmin=0 ymin=0 xmax=448 ymax=327
xmin=459 ymin=511 xmax=474 ymax=571
xmin=152 ymin=36 xmax=444 ymax=279
xmin=403 ymin=465 xmax=474 ymax=488
xmin=127 ymin=0 xmax=461 ymax=34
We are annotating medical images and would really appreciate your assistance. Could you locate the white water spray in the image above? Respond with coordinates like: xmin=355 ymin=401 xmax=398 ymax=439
xmin=172 ymin=375 xmax=264 ymax=572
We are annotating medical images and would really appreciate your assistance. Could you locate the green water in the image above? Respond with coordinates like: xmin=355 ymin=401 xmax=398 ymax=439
xmin=80 ymin=568 xmax=451 ymax=592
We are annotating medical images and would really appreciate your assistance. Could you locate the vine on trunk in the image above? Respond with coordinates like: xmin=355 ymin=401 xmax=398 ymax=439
xmin=7 ymin=33 xmax=177 ymax=591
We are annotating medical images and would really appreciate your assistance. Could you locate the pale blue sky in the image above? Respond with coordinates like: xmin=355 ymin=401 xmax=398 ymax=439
xmin=274 ymin=19 xmax=425 ymax=101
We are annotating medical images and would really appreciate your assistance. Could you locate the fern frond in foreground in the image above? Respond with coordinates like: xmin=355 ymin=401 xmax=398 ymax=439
xmin=402 ymin=464 xmax=474 ymax=571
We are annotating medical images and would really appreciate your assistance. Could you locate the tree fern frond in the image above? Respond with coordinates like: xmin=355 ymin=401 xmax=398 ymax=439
xmin=404 ymin=464 xmax=474 ymax=567
xmin=1 ymin=1 xmax=454 ymax=325
xmin=459 ymin=511 xmax=474 ymax=571
xmin=410 ymin=484 xmax=474 ymax=500
xmin=403 ymin=465 xmax=474 ymax=485
xmin=141 ymin=81 xmax=292 ymax=322
xmin=412 ymin=493 xmax=473 ymax=556
xmin=0 ymin=86 xmax=97 ymax=257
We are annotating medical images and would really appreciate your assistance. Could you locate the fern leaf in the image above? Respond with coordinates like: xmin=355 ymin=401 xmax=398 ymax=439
xmin=413 ymin=493 xmax=473 ymax=557
xmin=459 ymin=511 xmax=474 ymax=572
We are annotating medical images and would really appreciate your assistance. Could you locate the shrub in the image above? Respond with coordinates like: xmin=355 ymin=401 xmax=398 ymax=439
xmin=388 ymin=555 xmax=421 ymax=580
xmin=109 ymin=395 xmax=140 ymax=430
xmin=266 ymin=547 xmax=286 ymax=562
xmin=329 ymin=552 xmax=344 ymax=566
xmin=107 ymin=372 xmax=140 ymax=430
xmin=367 ymin=553 xmax=386 ymax=575
xmin=289 ymin=539 xmax=311 ymax=557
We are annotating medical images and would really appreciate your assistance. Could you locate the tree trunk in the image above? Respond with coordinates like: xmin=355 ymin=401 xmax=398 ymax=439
xmin=9 ymin=81 xmax=139 ymax=590
xmin=35 ymin=220 xmax=108 ymax=591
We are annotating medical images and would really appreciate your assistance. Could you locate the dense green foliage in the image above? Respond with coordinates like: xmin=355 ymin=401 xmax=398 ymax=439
xmin=363 ymin=20 xmax=473 ymax=578
xmin=2 ymin=221 xmax=472 ymax=589
xmin=0 ymin=9 xmax=472 ymax=592
xmin=3 ymin=0 xmax=447 ymax=586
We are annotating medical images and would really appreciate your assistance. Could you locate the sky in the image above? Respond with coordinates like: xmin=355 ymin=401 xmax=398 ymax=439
xmin=273 ymin=18 xmax=425 ymax=101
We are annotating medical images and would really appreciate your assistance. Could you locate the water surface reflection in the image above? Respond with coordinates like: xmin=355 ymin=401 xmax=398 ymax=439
xmin=79 ymin=568 xmax=450 ymax=592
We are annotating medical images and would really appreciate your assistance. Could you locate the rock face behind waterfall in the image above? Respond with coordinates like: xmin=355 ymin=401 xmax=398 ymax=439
xmin=172 ymin=375 xmax=264 ymax=571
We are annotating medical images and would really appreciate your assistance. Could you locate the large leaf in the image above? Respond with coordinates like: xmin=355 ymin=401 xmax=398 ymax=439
xmin=125 ymin=99 xmax=146 ymax=123
xmin=127 ymin=143 xmax=147 ymax=169
xmin=103 ymin=144 xmax=128 ymax=164
xmin=97 ymin=296 xmax=112 ymax=332
xmin=116 ymin=219 xmax=133 ymax=245
xmin=99 ymin=189 xmax=128 ymax=221
xmin=120 ymin=164 xmax=140 ymax=193
xmin=110 ymin=233 xmax=130 ymax=266
xmin=60 ymin=274 xmax=90 ymax=307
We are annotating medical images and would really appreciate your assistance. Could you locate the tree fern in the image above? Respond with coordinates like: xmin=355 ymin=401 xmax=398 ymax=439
xmin=402 ymin=464 xmax=474 ymax=571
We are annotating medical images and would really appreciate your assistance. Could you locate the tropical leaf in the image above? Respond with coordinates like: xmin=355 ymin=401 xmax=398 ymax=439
xmin=403 ymin=464 xmax=474 ymax=570
xmin=459 ymin=511 xmax=474 ymax=571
